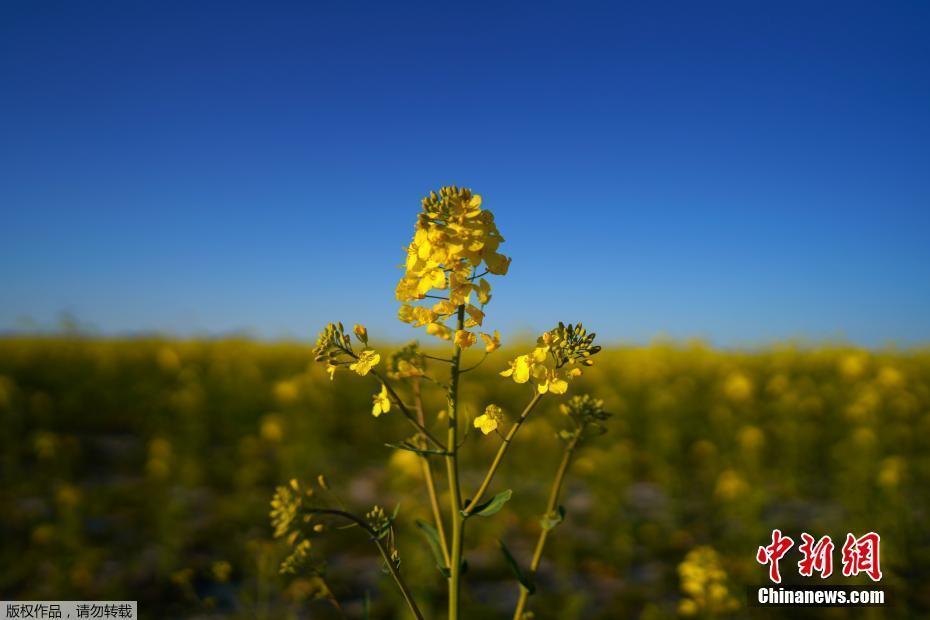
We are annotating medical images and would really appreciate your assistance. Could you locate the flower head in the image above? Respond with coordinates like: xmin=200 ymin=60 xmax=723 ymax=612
xmin=388 ymin=341 xmax=425 ymax=379
xmin=349 ymin=349 xmax=381 ymax=376
xmin=473 ymin=404 xmax=504 ymax=435
xmin=313 ymin=322 xmax=380 ymax=379
xmin=396 ymin=186 xmax=511 ymax=344
xmin=501 ymin=323 xmax=600 ymax=395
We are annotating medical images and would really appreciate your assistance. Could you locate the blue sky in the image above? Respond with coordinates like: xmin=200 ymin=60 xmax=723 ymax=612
xmin=1 ymin=1 xmax=928 ymax=346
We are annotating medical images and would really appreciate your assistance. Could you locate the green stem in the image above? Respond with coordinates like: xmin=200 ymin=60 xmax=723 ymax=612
xmin=371 ymin=370 xmax=446 ymax=450
xmin=413 ymin=378 xmax=451 ymax=568
xmin=462 ymin=392 xmax=544 ymax=517
xmin=446 ymin=305 xmax=465 ymax=620
xmin=512 ymin=435 xmax=581 ymax=620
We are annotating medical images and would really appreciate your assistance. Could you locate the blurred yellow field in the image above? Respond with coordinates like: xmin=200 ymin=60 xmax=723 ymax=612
xmin=2 ymin=337 xmax=927 ymax=618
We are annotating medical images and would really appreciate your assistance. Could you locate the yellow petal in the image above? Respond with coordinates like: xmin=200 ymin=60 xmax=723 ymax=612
xmin=454 ymin=330 xmax=476 ymax=349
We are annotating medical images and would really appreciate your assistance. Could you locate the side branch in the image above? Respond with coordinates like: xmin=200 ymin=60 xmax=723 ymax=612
xmin=305 ymin=508 xmax=425 ymax=620
xmin=511 ymin=434 xmax=580 ymax=619
xmin=462 ymin=391 xmax=544 ymax=517
xmin=371 ymin=370 xmax=446 ymax=450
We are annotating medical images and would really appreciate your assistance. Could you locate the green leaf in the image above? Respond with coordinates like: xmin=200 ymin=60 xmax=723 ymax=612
xmin=384 ymin=441 xmax=450 ymax=457
xmin=464 ymin=489 xmax=513 ymax=517
xmin=415 ymin=519 xmax=450 ymax=577
xmin=499 ymin=540 xmax=535 ymax=594
xmin=540 ymin=505 xmax=566 ymax=531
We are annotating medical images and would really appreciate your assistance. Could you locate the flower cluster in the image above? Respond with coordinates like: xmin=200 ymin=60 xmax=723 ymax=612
xmin=387 ymin=341 xmax=425 ymax=380
xmin=558 ymin=394 xmax=612 ymax=441
xmin=396 ymin=186 xmax=511 ymax=347
xmin=312 ymin=322 xmax=380 ymax=380
xmin=677 ymin=546 xmax=739 ymax=616
xmin=501 ymin=323 xmax=601 ymax=394
xmin=270 ymin=479 xmax=316 ymax=574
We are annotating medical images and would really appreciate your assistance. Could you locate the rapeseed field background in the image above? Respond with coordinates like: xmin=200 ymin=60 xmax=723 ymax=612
xmin=1 ymin=337 xmax=926 ymax=618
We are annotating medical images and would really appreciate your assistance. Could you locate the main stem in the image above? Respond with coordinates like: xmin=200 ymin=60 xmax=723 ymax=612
xmin=413 ymin=378 xmax=451 ymax=567
xmin=446 ymin=305 xmax=466 ymax=620
xmin=512 ymin=435 xmax=581 ymax=620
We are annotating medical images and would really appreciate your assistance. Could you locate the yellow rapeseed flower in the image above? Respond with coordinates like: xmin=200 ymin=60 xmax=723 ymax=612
xmin=536 ymin=368 xmax=568 ymax=394
xmin=501 ymin=324 xmax=599 ymax=395
xmin=426 ymin=323 xmax=452 ymax=340
xmin=501 ymin=354 xmax=533 ymax=383
xmin=474 ymin=404 xmax=503 ymax=435
xmin=454 ymin=330 xmax=477 ymax=349
xmin=349 ymin=349 xmax=380 ymax=376
xmin=372 ymin=385 xmax=391 ymax=417
xmin=480 ymin=330 xmax=501 ymax=352
xmin=395 ymin=186 xmax=511 ymax=344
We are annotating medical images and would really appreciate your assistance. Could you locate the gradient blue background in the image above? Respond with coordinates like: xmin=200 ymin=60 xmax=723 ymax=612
xmin=2 ymin=1 xmax=929 ymax=345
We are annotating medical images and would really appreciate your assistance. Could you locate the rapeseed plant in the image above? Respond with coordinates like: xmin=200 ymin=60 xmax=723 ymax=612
xmin=271 ymin=186 xmax=607 ymax=619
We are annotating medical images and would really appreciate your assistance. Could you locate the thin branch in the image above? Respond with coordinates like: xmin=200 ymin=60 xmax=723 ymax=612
xmin=462 ymin=391 xmax=544 ymax=517
xmin=371 ymin=370 xmax=446 ymax=451
xmin=459 ymin=352 xmax=489 ymax=373
xmin=423 ymin=354 xmax=454 ymax=363
xmin=304 ymin=508 xmax=424 ymax=620
xmin=512 ymin=434 xmax=582 ymax=619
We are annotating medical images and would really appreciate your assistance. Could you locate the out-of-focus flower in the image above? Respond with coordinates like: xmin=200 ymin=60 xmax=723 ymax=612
xmin=723 ymin=372 xmax=753 ymax=402
xmin=677 ymin=546 xmax=739 ymax=616
xmin=372 ymin=385 xmax=391 ymax=417
xmin=454 ymin=330 xmax=477 ymax=350
xmin=212 ymin=561 xmax=232 ymax=582
xmin=480 ymin=330 xmax=501 ymax=352
xmin=274 ymin=380 xmax=300 ymax=405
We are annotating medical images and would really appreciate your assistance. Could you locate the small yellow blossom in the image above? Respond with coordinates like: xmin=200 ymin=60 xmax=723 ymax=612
xmin=464 ymin=305 xmax=484 ymax=328
xmin=536 ymin=368 xmax=568 ymax=394
xmin=454 ymin=329 xmax=477 ymax=349
xmin=474 ymin=404 xmax=503 ymax=435
xmin=349 ymin=349 xmax=380 ymax=376
xmin=372 ymin=385 xmax=391 ymax=417
xmin=353 ymin=324 xmax=368 ymax=343
xmin=426 ymin=323 xmax=452 ymax=340
xmin=500 ymin=354 xmax=533 ymax=383
xmin=480 ymin=330 xmax=501 ymax=353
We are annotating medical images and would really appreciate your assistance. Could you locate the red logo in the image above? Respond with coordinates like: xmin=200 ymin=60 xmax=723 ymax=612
xmin=757 ymin=530 xmax=881 ymax=583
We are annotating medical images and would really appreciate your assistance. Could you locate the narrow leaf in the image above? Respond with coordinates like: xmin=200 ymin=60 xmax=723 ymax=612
xmin=499 ymin=540 xmax=535 ymax=594
xmin=384 ymin=441 xmax=450 ymax=457
xmin=415 ymin=519 xmax=450 ymax=576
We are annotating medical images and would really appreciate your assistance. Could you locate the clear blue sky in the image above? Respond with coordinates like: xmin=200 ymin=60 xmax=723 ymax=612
xmin=2 ymin=1 xmax=929 ymax=346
